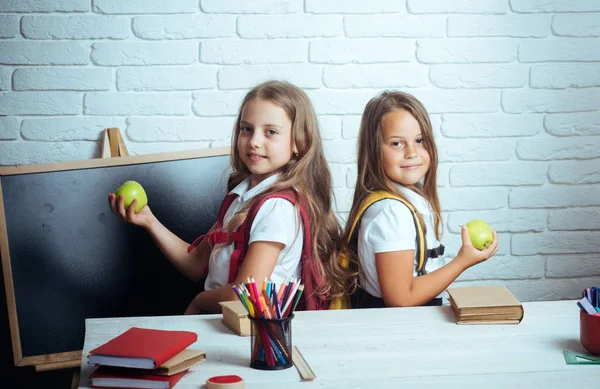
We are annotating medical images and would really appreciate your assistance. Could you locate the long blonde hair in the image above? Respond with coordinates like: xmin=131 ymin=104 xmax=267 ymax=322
xmin=226 ymin=80 xmax=350 ymax=300
xmin=344 ymin=90 xmax=443 ymax=256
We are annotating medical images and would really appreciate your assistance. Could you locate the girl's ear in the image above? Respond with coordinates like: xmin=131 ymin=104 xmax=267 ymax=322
xmin=292 ymin=143 xmax=299 ymax=156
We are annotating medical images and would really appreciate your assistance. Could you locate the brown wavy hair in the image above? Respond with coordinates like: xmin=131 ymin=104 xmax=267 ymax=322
xmin=343 ymin=91 xmax=443 ymax=278
xmin=226 ymin=80 xmax=351 ymax=301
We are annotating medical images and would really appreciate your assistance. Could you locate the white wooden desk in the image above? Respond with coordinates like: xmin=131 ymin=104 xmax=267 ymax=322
xmin=78 ymin=301 xmax=599 ymax=388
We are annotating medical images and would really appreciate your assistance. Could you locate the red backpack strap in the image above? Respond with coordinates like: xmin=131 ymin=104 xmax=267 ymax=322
xmin=229 ymin=189 xmax=327 ymax=310
xmin=187 ymin=193 xmax=238 ymax=253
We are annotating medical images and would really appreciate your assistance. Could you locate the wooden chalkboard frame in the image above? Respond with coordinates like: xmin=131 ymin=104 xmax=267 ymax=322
xmin=0 ymin=146 xmax=230 ymax=369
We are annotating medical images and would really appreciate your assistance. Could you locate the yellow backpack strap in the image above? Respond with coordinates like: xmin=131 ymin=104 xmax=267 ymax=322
xmin=347 ymin=191 xmax=427 ymax=274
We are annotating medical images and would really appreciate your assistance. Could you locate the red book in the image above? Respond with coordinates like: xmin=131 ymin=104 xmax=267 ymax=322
xmin=88 ymin=327 xmax=198 ymax=369
xmin=90 ymin=366 xmax=187 ymax=389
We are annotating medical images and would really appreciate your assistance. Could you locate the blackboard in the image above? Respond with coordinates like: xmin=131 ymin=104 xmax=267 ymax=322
xmin=0 ymin=147 xmax=231 ymax=369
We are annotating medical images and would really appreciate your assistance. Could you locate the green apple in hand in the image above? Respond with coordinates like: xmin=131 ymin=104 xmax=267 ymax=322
xmin=466 ymin=219 xmax=493 ymax=250
xmin=114 ymin=180 xmax=148 ymax=213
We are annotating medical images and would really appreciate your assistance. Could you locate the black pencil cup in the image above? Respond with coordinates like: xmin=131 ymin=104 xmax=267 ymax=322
xmin=248 ymin=314 xmax=294 ymax=370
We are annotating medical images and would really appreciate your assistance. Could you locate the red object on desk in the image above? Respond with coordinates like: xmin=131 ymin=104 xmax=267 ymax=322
xmin=580 ymin=311 xmax=600 ymax=356
xmin=88 ymin=327 xmax=198 ymax=369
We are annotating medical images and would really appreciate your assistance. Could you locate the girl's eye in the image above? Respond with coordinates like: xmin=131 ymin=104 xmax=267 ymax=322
xmin=266 ymin=129 xmax=277 ymax=136
xmin=391 ymin=141 xmax=404 ymax=148
xmin=416 ymin=138 xmax=425 ymax=144
xmin=240 ymin=126 xmax=252 ymax=133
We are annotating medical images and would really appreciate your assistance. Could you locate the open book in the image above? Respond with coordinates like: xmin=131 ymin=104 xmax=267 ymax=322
xmin=447 ymin=285 xmax=524 ymax=324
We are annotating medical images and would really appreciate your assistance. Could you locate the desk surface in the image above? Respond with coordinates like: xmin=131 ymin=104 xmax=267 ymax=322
xmin=78 ymin=301 xmax=599 ymax=388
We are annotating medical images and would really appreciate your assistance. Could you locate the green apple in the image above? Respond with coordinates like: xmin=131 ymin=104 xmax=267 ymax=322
xmin=466 ymin=219 xmax=493 ymax=250
xmin=115 ymin=180 xmax=148 ymax=213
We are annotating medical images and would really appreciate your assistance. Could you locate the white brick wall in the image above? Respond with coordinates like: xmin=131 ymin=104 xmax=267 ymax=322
xmin=1 ymin=0 xmax=598 ymax=301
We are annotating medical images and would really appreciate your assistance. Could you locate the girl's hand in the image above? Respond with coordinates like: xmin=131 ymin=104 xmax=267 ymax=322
xmin=455 ymin=225 xmax=499 ymax=269
xmin=108 ymin=193 xmax=155 ymax=229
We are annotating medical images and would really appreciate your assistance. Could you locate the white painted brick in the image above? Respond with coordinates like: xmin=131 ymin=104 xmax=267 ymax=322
xmin=324 ymin=64 xmax=427 ymax=88
xmin=0 ymin=0 xmax=89 ymax=12
xmin=505 ymin=278 xmax=600 ymax=302
xmin=21 ymin=118 xmax=125 ymax=141
xmin=317 ymin=115 xmax=342 ymax=141
xmin=546 ymin=255 xmax=600 ymax=277
xmin=457 ymin=255 xmax=544 ymax=281
xmin=443 ymin=232 xmax=510 ymax=258
xmin=0 ymin=15 xmax=18 ymax=38
xmin=549 ymin=208 xmax=600 ymax=231
xmin=0 ymin=67 xmax=10 ymax=91
xmin=410 ymin=89 xmax=500 ymax=114
xmin=510 ymin=185 xmax=600 ymax=208
xmin=0 ymin=42 xmax=89 ymax=65
xmin=345 ymin=15 xmax=446 ymax=38
xmin=417 ymin=39 xmax=518 ymax=63
xmin=307 ymin=90 xmax=378 ymax=115
xmin=133 ymin=15 xmax=235 ymax=40
xmin=310 ymin=39 xmax=414 ymax=64
xmin=238 ymin=15 xmax=342 ymax=38
xmin=0 ymin=92 xmax=81 ymax=115
xmin=437 ymin=138 xmax=514 ymax=162
xmin=202 ymin=0 xmax=302 ymax=13
xmin=512 ymin=231 xmax=600 ymax=255
xmin=448 ymin=15 xmax=549 ymax=37
xmin=502 ymin=89 xmax=600 ymax=113
xmin=13 ymin=68 xmax=112 ymax=91
xmin=201 ymin=39 xmax=307 ymax=64
xmin=408 ymin=0 xmax=508 ymax=14
xmin=117 ymin=66 xmax=216 ymax=91
xmin=345 ymin=165 xmax=358 ymax=188
xmin=430 ymin=114 xmax=442 ymax=138
xmin=332 ymin=187 xmax=354 ymax=213
xmin=218 ymin=65 xmax=321 ymax=90
xmin=448 ymin=210 xmax=546 ymax=233
xmin=430 ymin=64 xmax=528 ymax=88
xmin=91 ymin=42 xmax=197 ymax=66
xmin=438 ymin=187 xmax=509 ymax=211
xmin=22 ymin=16 xmax=130 ymax=40
xmin=0 ymin=141 xmax=98 ymax=165
xmin=0 ymin=117 xmax=19 ymax=140
xmin=549 ymin=161 xmax=600 ymax=184
xmin=451 ymin=162 xmax=547 ymax=186
xmin=192 ymin=91 xmax=245 ymax=116
xmin=441 ymin=114 xmax=543 ymax=138
xmin=519 ymin=39 xmax=600 ymax=62
xmin=306 ymin=0 xmax=404 ymax=13
xmin=437 ymin=162 xmax=450 ymax=187
xmin=517 ymin=136 xmax=600 ymax=160
xmin=128 ymin=141 xmax=212 ymax=156
xmin=341 ymin=115 xmax=362 ymax=139
xmin=329 ymin=163 xmax=350 ymax=189
xmin=553 ymin=14 xmax=600 ymax=37
xmin=324 ymin=139 xmax=357 ymax=163
xmin=530 ymin=64 xmax=600 ymax=88
xmin=126 ymin=117 xmax=234 ymax=141
xmin=510 ymin=0 xmax=600 ymax=13
xmin=545 ymin=112 xmax=600 ymax=136
xmin=84 ymin=93 xmax=190 ymax=116
xmin=93 ymin=0 xmax=197 ymax=14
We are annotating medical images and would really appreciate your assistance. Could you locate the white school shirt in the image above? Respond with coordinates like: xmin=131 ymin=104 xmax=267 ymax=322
xmin=204 ymin=174 xmax=303 ymax=291
xmin=357 ymin=184 xmax=447 ymax=298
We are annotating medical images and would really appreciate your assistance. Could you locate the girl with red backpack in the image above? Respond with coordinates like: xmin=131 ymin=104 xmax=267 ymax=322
xmin=108 ymin=81 xmax=350 ymax=314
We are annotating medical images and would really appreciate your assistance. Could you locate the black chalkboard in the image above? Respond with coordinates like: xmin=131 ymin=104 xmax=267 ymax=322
xmin=0 ymin=147 xmax=231 ymax=368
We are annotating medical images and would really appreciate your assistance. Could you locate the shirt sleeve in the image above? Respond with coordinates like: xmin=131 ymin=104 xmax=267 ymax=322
xmin=363 ymin=200 xmax=417 ymax=254
xmin=248 ymin=198 xmax=302 ymax=249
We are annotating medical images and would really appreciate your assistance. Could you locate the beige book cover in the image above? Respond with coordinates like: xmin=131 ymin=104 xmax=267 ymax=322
xmin=447 ymin=285 xmax=524 ymax=323
xmin=154 ymin=348 xmax=206 ymax=376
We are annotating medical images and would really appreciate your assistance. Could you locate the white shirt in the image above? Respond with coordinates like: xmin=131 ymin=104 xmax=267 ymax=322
xmin=357 ymin=184 xmax=447 ymax=298
xmin=204 ymin=174 xmax=303 ymax=291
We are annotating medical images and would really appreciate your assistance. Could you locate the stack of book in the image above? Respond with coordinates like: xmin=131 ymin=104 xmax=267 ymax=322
xmin=87 ymin=327 xmax=206 ymax=389
xmin=447 ymin=285 xmax=524 ymax=324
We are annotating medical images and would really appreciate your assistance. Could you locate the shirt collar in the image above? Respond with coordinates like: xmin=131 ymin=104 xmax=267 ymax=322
xmin=230 ymin=173 xmax=281 ymax=203
xmin=394 ymin=184 xmax=431 ymax=215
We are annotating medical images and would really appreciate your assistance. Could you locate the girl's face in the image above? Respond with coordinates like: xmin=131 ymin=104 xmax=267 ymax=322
xmin=380 ymin=109 xmax=430 ymax=189
xmin=237 ymin=98 xmax=297 ymax=188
